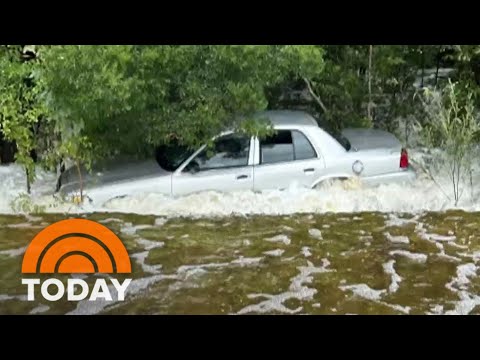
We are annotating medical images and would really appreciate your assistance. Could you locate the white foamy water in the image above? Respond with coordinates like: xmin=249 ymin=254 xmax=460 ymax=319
xmin=67 ymin=274 xmax=177 ymax=315
xmin=390 ymin=250 xmax=428 ymax=263
xmin=339 ymin=284 xmax=387 ymax=301
xmin=264 ymin=234 xmax=291 ymax=245
xmin=384 ymin=232 xmax=410 ymax=244
xmin=263 ymin=249 xmax=285 ymax=257
xmin=237 ymin=259 xmax=333 ymax=315
xmin=444 ymin=263 xmax=480 ymax=315
xmin=3 ymin=148 xmax=480 ymax=217
xmin=29 ymin=304 xmax=50 ymax=315
xmin=0 ymin=246 xmax=27 ymax=257
xmin=0 ymin=164 xmax=58 ymax=214
xmin=131 ymin=251 xmax=163 ymax=274
xmin=301 ymin=247 xmax=312 ymax=258
xmin=383 ymin=260 xmax=402 ymax=293
xmin=135 ymin=238 xmax=164 ymax=251
xmin=385 ymin=214 xmax=420 ymax=227
xmin=308 ymin=228 xmax=323 ymax=240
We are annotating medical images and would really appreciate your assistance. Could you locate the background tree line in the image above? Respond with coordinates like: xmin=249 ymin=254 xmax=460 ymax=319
xmin=1 ymin=45 xmax=480 ymax=196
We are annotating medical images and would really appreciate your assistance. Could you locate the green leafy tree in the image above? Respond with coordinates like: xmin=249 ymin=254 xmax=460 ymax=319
xmin=420 ymin=80 xmax=480 ymax=205
xmin=296 ymin=45 xmax=422 ymax=135
xmin=38 ymin=45 xmax=324 ymax=197
xmin=0 ymin=45 xmax=45 ymax=192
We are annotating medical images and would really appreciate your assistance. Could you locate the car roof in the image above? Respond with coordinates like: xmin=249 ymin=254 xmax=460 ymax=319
xmin=252 ymin=110 xmax=319 ymax=127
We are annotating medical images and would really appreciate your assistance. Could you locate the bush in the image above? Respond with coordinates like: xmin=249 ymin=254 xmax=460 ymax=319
xmin=420 ymin=80 xmax=480 ymax=205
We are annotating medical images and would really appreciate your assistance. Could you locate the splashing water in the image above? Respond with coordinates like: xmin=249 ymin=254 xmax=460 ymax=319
xmin=2 ymin=149 xmax=480 ymax=217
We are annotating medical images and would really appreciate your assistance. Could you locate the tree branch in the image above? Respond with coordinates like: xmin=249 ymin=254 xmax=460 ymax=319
xmin=303 ymin=77 xmax=328 ymax=114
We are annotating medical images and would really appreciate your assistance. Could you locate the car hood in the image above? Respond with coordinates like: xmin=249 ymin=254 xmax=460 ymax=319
xmin=58 ymin=159 xmax=170 ymax=192
xmin=341 ymin=128 xmax=402 ymax=151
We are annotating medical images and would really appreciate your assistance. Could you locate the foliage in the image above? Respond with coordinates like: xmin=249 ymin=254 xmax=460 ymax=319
xmin=4 ymin=44 xmax=480 ymax=201
xmin=420 ymin=80 xmax=480 ymax=205
xmin=0 ymin=45 xmax=45 ymax=189
xmin=294 ymin=45 xmax=424 ymax=134
xmin=9 ymin=193 xmax=46 ymax=214
xmin=40 ymin=45 xmax=324 ymax=168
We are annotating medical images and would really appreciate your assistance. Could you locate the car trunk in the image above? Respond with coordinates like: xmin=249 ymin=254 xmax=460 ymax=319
xmin=341 ymin=128 xmax=406 ymax=176
xmin=341 ymin=128 xmax=403 ymax=152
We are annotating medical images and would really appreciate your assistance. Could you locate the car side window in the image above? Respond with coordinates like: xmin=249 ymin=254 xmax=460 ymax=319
xmin=260 ymin=130 xmax=294 ymax=164
xmin=184 ymin=133 xmax=250 ymax=172
xmin=292 ymin=130 xmax=317 ymax=160
xmin=260 ymin=130 xmax=317 ymax=164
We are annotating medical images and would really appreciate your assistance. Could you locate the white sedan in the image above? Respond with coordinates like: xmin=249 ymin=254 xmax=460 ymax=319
xmin=57 ymin=110 xmax=416 ymax=205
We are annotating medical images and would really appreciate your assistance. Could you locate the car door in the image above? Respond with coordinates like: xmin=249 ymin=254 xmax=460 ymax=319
xmin=172 ymin=133 xmax=255 ymax=196
xmin=253 ymin=129 xmax=324 ymax=191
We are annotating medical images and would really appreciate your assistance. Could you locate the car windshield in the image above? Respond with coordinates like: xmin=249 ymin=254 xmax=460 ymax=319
xmin=155 ymin=142 xmax=195 ymax=171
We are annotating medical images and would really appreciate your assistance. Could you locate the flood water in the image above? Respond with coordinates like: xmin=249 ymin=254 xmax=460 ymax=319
xmin=3 ymin=150 xmax=480 ymax=315
xmin=1 ymin=210 xmax=480 ymax=315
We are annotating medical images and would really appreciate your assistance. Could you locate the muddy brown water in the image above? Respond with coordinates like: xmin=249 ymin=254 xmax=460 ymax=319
xmin=1 ymin=211 xmax=480 ymax=315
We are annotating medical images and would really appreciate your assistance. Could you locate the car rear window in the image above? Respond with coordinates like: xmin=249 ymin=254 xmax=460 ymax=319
xmin=292 ymin=130 xmax=317 ymax=160
xmin=260 ymin=130 xmax=317 ymax=164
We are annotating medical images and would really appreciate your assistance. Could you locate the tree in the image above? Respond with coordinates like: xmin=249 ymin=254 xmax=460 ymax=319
xmin=296 ymin=45 xmax=423 ymax=135
xmin=38 ymin=45 xmax=325 ymax=198
xmin=0 ymin=45 xmax=45 ymax=192
xmin=420 ymin=80 xmax=480 ymax=206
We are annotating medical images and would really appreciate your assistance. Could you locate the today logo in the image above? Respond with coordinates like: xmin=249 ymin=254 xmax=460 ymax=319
xmin=21 ymin=219 xmax=132 ymax=302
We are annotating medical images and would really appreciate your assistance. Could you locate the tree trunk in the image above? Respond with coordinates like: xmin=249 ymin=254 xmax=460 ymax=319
xmin=367 ymin=45 xmax=373 ymax=122
xmin=76 ymin=160 xmax=84 ymax=203
xmin=434 ymin=46 xmax=441 ymax=86
xmin=26 ymin=168 xmax=31 ymax=194
xmin=420 ymin=46 xmax=425 ymax=88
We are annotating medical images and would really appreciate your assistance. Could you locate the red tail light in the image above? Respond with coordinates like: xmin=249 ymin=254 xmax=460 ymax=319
xmin=400 ymin=148 xmax=409 ymax=169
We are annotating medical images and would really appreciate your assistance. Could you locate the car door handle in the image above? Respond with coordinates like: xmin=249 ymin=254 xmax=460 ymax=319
xmin=304 ymin=168 xmax=315 ymax=173
xmin=236 ymin=175 xmax=249 ymax=180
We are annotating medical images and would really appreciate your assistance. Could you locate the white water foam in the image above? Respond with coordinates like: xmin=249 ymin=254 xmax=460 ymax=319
xmin=29 ymin=304 xmax=50 ymax=315
xmin=384 ymin=232 xmax=410 ymax=244
xmin=131 ymin=251 xmax=163 ymax=274
xmin=427 ymin=305 xmax=444 ymax=315
xmin=0 ymin=246 xmax=27 ymax=258
xmin=340 ymin=284 xmax=387 ymax=301
xmin=135 ymin=238 xmax=164 ymax=251
xmin=237 ymin=259 xmax=333 ymax=314
xmin=445 ymin=291 xmax=480 ymax=315
xmin=446 ymin=263 xmax=477 ymax=292
xmin=0 ymin=294 xmax=28 ymax=301
xmin=263 ymin=249 xmax=285 ymax=257
xmin=448 ymin=242 xmax=468 ymax=250
xmin=308 ymin=228 xmax=323 ymax=240
xmin=385 ymin=214 xmax=420 ymax=228
xmin=458 ymin=251 xmax=480 ymax=263
xmin=264 ymin=234 xmax=291 ymax=245
xmin=0 ymin=164 xmax=57 ymax=214
xmin=443 ymin=263 xmax=480 ymax=315
xmin=301 ymin=247 xmax=312 ymax=258
xmin=231 ymin=256 xmax=263 ymax=266
xmin=390 ymin=250 xmax=428 ymax=263
xmin=3 ymin=148 xmax=480 ymax=217
xmin=67 ymin=274 xmax=178 ymax=315
xmin=380 ymin=302 xmax=411 ymax=314
xmin=120 ymin=223 xmax=153 ymax=236
xmin=383 ymin=260 xmax=402 ymax=293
